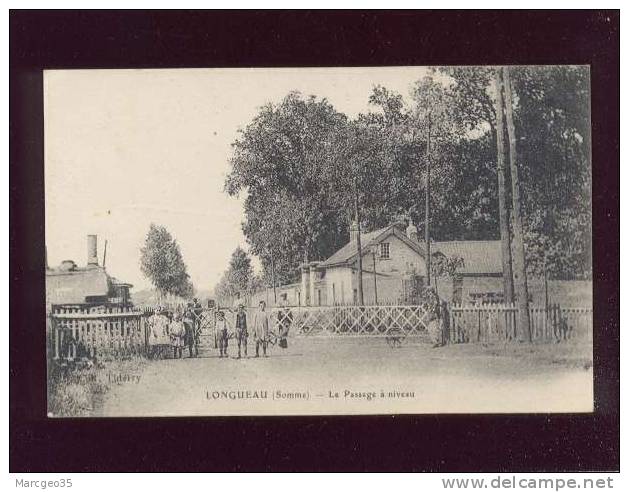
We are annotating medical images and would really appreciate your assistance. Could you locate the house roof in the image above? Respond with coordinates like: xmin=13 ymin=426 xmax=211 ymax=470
xmin=46 ymin=267 xmax=111 ymax=305
xmin=432 ymin=240 xmax=503 ymax=275
xmin=320 ymin=226 xmax=390 ymax=267
xmin=320 ymin=224 xmax=426 ymax=268
xmin=319 ymin=224 xmax=502 ymax=276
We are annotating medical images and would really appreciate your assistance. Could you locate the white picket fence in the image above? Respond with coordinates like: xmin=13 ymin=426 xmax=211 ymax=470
xmin=447 ymin=303 xmax=593 ymax=343
xmin=49 ymin=305 xmax=148 ymax=360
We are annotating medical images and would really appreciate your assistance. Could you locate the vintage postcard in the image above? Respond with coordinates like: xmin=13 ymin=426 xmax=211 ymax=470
xmin=44 ymin=66 xmax=593 ymax=417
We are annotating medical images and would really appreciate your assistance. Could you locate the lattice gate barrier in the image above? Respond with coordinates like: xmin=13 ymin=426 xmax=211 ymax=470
xmin=266 ymin=304 xmax=437 ymax=338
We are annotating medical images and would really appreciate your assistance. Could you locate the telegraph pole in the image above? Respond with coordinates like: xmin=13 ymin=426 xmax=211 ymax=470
xmin=502 ymin=66 xmax=532 ymax=342
xmin=494 ymin=70 xmax=515 ymax=304
xmin=372 ymin=248 xmax=378 ymax=305
xmin=425 ymin=112 xmax=432 ymax=286
xmin=353 ymin=177 xmax=364 ymax=306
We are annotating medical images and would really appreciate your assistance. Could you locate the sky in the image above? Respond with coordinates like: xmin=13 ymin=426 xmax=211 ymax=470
xmin=44 ymin=67 xmax=430 ymax=292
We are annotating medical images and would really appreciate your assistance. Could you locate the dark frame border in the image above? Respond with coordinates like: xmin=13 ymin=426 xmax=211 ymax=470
xmin=10 ymin=10 xmax=619 ymax=472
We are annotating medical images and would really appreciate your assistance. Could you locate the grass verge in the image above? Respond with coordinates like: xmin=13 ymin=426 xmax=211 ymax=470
xmin=47 ymin=356 xmax=147 ymax=417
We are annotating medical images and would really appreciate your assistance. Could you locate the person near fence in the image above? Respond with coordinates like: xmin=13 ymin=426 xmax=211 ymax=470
xmin=235 ymin=303 xmax=248 ymax=359
xmin=170 ymin=312 xmax=185 ymax=359
xmin=277 ymin=293 xmax=292 ymax=349
xmin=253 ymin=300 xmax=269 ymax=357
xmin=231 ymin=292 xmax=243 ymax=314
xmin=215 ymin=310 xmax=231 ymax=358
xmin=183 ymin=302 xmax=199 ymax=358
xmin=192 ymin=297 xmax=203 ymax=350
xmin=149 ymin=306 xmax=170 ymax=359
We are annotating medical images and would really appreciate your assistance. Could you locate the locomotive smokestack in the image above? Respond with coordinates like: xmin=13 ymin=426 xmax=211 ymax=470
xmin=87 ymin=234 xmax=98 ymax=267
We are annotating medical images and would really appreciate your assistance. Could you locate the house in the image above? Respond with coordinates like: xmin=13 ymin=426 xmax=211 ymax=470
xmin=46 ymin=235 xmax=133 ymax=310
xmin=290 ymin=220 xmax=505 ymax=306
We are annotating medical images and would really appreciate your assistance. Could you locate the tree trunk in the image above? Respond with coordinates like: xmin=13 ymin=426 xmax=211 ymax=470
xmin=493 ymin=70 xmax=515 ymax=304
xmin=425 ymin=112 xmax=432 ymax=286
xmin=502 ymin=66 xmax=532 ymax=343
xmin=271 ymin=251 xmax=277 ymax=305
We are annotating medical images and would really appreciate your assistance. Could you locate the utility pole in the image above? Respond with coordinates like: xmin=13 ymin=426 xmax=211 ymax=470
xmin=493 ymin=70 xmax=515 ymax=304
xmin=502 ymin=66 xmax=532 ymax=342
xmin=353 ymin=177 xmax=364 ymax=306
xmin=425 ymin=112 xmax=432 ymax=286
xmin=372 ymin=248 xmax=378 ymax=305
xmin=543 ymin=254 xmax=549 ymax=333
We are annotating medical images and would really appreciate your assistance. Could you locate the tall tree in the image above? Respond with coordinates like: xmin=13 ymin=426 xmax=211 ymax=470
xmin=140 ymin=224 xmax=194 ymax=300
xmin=225 ymin=92 xmax=348 ymax=282
xmin=502 ymin=67 xmax=532 ymax=342
xmin=214 ymin=247 xmax=256 ymax=304
xmin=438 ymin=65 xmax=592 ymax=279
xmin=225 ymin=68 xmax=591 ymax=287
xmin=493 ymin=69 xmax=515 ymax=304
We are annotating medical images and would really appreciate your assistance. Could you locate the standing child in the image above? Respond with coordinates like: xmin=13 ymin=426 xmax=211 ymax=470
xmin=215 ymin=310 xmax=230 ymax=358
xmin=170 ymin=312 xmax=185 ymax=359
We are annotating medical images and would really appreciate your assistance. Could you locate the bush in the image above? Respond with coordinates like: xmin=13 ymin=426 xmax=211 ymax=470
xmin=48 ymin=357 xmax=146 ymax=417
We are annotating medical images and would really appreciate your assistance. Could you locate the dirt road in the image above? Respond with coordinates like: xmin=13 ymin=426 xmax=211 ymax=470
xmin=98 ymin=338 xmax=593 ymax=416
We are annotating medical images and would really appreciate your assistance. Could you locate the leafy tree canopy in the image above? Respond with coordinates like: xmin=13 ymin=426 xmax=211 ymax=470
xmin=140 ymin=224 xmax=194 ymax=299
xmin=224 ymin=67 xmax=592 ymax=285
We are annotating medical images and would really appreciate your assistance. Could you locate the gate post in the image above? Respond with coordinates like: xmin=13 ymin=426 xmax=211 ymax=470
xmin=51 ymin=315 xmax=60 ymax=360
xmin=441 ymin=301 xmax=450 ymax=345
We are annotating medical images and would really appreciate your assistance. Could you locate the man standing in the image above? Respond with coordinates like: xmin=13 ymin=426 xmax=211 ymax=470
xmin=183 ymin=303 xmax=198 ymax=358
xmin=235 ymin=303 xmax=248 ymax=359
xmin=253 ymin=300 xmax=269 ymax=358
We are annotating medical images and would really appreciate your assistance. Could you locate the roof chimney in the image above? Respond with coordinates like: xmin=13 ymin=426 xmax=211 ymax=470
xmin=87 ymin=234 xmax=98 ymax=267
xmin=349 ymin=220 xmax=359 ymax=243
xmin=406 ymin=221 xmax=419 ymax=244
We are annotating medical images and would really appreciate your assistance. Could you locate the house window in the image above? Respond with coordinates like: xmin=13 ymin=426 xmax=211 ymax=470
xmin=380 ymin=242 xmax=390 ymax=259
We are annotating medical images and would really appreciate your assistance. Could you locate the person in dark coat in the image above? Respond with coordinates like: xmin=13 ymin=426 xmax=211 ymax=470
xmin=235 ymin=303 xmax=248 ymax=359
xmin=183 ymin=303 xmax=198 ymax=358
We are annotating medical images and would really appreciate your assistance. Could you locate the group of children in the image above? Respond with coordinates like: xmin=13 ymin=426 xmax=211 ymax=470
xmin=147 ymin=298 xmax=203 ymax=359
xmin=148 ymin=296 xmax=293 ymax=360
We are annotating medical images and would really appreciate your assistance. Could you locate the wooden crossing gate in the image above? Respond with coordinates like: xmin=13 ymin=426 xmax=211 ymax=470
xmin=267 ymin=304 xmax=437 ymax=338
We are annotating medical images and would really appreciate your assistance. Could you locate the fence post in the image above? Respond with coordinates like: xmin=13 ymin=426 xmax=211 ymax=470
xmin=449 ymin=304 xmax=455 ymax=343
xmin=51 ymin=315 xmax=59 ymax=360
xmin=142 ymin=316 xmax=149 ymax=356
xmin=441 ymin=301 xmax=449 ymax=345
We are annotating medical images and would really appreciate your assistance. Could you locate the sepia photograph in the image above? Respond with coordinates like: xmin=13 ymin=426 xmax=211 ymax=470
xmin=44 ymin=65 xmax=593 ymax=417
